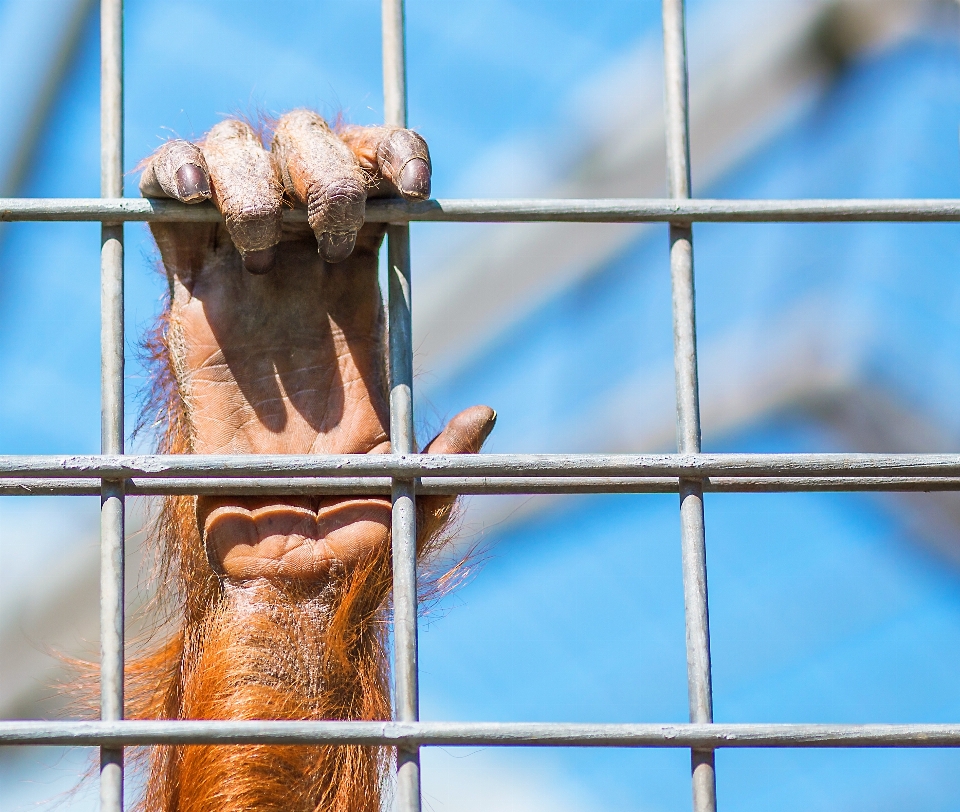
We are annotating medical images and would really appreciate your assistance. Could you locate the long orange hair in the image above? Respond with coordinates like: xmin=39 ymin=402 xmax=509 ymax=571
xmin=118 ymin=304 xmax=458 ymax=812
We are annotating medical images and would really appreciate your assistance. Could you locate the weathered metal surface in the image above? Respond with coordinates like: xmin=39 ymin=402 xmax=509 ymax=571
xmin=5 ymin=453 xmax=960 ymax=479
xmin=383 ymin=2 xmax=422 ymax=810
xmin=663 ymin=0 xmax=716 ymax=808
xmin=5 ymin=475 xmax=960 ymax=496
xmin=5 ymin=197 xmax=960 ymax=222
xmin=3 ymin=2 xmax=954 ymax=806
xmin=3 ymin=721 xmax=960 ymax=748
xmin=99 ymin=1 xmax=125 ymax=809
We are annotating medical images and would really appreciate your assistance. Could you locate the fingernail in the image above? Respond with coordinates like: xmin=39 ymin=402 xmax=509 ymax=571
xmin=398 ymin=158 xmax=431 ymax=199
xmin=318 ymin=232 xmax=357 ymax=263
xmin=242 ymin=245 xmax=277 ymax=274
xmin=479 ymin=408 xmax=497 ymax=445
xmin=175 ymin=164 xmax=211 ymax=202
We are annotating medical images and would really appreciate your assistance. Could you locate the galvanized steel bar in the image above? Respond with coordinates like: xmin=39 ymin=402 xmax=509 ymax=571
xmin=383 ymin=2 xmax=421 ymax=810
xmin=663 ymin=0 xmax=717 ymax=809
xmin=5 ymin=720 xmax=960 ymax=748
xmin=1 ymin=0 xmax=954 ymax=804
xmin=3 ymin=0 xmax=957 ymax=789
xmin=6 ymin=197 xmax=960 ymax=223
xmin=382 ymin=0 xmax=407 ymax=130
xmin=99 ymin=1 xmax=124 ymax=811
xmin=6 ymin=475 xmax=960 ymax=497
xmin=5 ymin=452 xmax=960 ymax=479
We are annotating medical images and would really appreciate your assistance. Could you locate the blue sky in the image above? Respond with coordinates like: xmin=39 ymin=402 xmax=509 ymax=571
xmin=418 ymin=417 xmax=960 ymax=811
xmin=411 ymin=30 xmax=960 ymax=812
xmin=0 ymin=0 xmax=678 ymax=456
xmin=428 ymin=36 xmax=960 ymax=457
xmin=0 ymin=3 xmax=685 ymax=809
xmin=0 ymin=0 xmax=680 ymax=688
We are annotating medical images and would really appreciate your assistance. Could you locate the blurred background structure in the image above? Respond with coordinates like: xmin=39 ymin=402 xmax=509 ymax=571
xmin=1 ymin=0 xmax=959 ymax=809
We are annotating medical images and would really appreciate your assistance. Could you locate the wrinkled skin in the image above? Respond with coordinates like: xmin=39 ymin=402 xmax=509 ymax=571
xmin=142 ymin=110 xmax=496 ymax=584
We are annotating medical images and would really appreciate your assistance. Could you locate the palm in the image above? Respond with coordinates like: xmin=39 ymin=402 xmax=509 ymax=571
xmin=141 ymin=111 xmax=495 ymax=582
xmin=172 ymin=232 xmax=389 ymax=458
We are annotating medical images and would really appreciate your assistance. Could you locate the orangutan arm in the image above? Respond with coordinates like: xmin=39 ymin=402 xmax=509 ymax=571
xmin=128 ymin=110 xmax=495 ymax=812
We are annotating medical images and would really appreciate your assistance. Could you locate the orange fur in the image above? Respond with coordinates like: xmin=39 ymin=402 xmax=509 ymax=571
xmin=118 ymin=305 xmax=457 ymax=812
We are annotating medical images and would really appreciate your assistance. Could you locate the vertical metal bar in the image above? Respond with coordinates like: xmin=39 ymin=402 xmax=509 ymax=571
xmin=383 ymin=2 xmax=421 ymax=812
xmin=100 ymin=1 xmax=124 ymax=810
xmin=382 ymin=0 xmax=407 ymax=129
xmin=662 ymin=1 xmax=717 ymax=811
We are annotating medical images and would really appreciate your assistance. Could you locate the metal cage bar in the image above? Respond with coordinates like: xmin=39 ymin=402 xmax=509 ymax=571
xmin=2 ymin=1 xmax=959 ymax=810
xmin=5 ymin=197 xmax=960 ymax=223
xmin=7 ymin=451 xmax=960 ymax=478
xmin=6 ymin=475 xmax=960 ymax=497
xmin=383 ymin=3 xmax=423 ymax=812
xmin=98 ymin=1 xmax=125 ymax=810
xmin=5 ymin=720 xmax=960 ymax=748
xmin=662 ymin=1 xmax=717 ymax=810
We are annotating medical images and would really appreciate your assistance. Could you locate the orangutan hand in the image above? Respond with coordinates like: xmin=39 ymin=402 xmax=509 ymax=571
xmin=140 ymin=110 xmax=496 ymax=584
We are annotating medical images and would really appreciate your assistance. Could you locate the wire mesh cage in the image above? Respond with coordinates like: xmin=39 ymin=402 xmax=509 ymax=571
xmin=1 ymin=2 xmax=960 ymax=811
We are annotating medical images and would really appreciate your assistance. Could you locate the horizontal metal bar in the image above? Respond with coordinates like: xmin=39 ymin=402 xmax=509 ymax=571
xmin=3 ymin=721 xmax=960 ymax=748
xmin=4 ymin=476 xmax=960 ymax=496
xmin=3 ymin=453 xmax=960 ymax=480
xmin=3 ymin=198 xmax=960 ymax=223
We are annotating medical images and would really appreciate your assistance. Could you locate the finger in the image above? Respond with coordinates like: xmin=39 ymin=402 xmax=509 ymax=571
xmin=340 ymin=126 xmax=432 ymax=200
xmin=202 ymin=119 xmax=283 ymax=274
xmin=377 ymin=129 xmax=431 ymax=200
xmin=272 ymin=109 xmax=367 ymax=263
xmin=139 ymin=139 xmax=211 ymax=202
xmin=417 ymin=405 xmax=497 ymax=552
xmin=421 ymin=405 xmax=497 ymax=455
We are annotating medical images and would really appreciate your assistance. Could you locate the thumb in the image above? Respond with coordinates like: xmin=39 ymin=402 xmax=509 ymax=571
xmin=421 ymin=405 xmax=497 ymax=455
xmin=416 ymin=405 xmax=497 ymax=552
